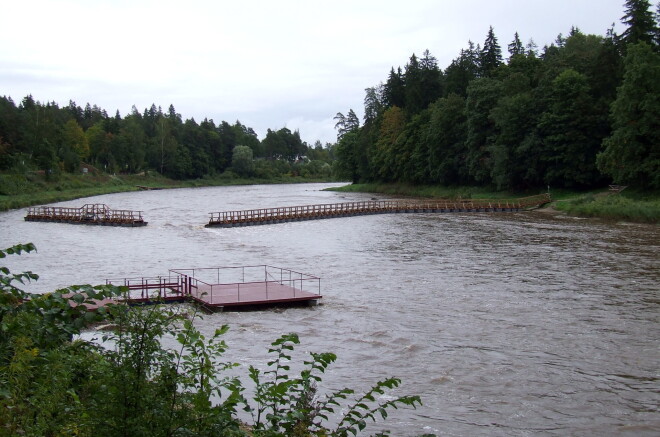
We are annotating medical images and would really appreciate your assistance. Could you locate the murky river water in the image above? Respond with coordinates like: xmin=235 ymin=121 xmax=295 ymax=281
xmin=1 ymin=183 xmax=658 ymax=436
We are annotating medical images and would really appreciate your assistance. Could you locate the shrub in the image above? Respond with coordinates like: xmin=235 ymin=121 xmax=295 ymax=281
xmin=0 ymin=244 xmax=424 ymax=437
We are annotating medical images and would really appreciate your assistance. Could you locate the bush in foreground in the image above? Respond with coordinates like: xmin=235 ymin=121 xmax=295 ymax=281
xmin=0 ymin=244 xmax=422 ymax=436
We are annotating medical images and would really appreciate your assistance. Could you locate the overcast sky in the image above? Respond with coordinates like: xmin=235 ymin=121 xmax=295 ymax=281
xmin=1 ymin=0 xmax=627 ymax=145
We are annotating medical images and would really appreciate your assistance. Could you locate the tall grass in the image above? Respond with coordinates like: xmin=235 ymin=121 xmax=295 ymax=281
xmin=555 ymin=193 xmax=660 ymax=223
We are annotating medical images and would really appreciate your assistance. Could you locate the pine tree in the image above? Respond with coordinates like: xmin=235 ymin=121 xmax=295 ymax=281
xmin=444 ymin=41 xmax=480 ymax=96
xmin=334 ymin=109 xmax=360 ymax=140
xmin=383 ymin=67 xmax=405 ymax=108
xmin=363 ymin=85 xmax=384 ymax=124
xmin=508 ymin=32 xmax=524 ymax=60
xmin=620 ymin=0 xmax=658 ymax=46
xmin=419 ymin=49 xmax=443 ymax=107
xmin=404 ymin=54 xmax=424 ymax=114
xmin=481 ymin=26 xmax=503 ymax=76
xmin=526 ymin=38 xmax=538 ymax=57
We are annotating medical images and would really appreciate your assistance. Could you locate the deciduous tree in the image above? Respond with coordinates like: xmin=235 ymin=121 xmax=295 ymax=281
xmin=598 ymin=42 xmax=660 ymax=188
xmin=61 ymin=119 xmax=89 ymax=161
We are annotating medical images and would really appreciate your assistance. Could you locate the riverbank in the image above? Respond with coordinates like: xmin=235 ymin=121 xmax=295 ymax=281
xmin=0 ymin=171 xmax=336 ymax=211
xmin=327 ymin=183 xmax=660 ymax=224
xmin=3 ymin=174 xmax=657 ymax=224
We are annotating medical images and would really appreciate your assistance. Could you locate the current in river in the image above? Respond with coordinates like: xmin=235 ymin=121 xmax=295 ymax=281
xmin=1 ymin=183 xmax=658 ymax=436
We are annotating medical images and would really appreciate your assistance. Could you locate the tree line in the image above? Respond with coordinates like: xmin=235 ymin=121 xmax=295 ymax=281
xmin=0 ymin=99 xmax=334 ymax=180
xmin=333 ymin=0 xmax=660 ymax=191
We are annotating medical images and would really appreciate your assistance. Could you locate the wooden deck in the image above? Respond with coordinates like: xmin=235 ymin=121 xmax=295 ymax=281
xmin=206 ymin=194 xmax=552 ymax=227
xmin=25 ymin=203 xmax=147 ymax=227
xmin=101 ymin=266 xmax=322 ymax=311
xmin=188 ymin=281 xmax=321 ymax=308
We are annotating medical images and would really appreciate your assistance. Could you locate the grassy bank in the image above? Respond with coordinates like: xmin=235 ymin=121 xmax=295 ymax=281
xmin=327 ymin=182 xmax=547 ymax=199
xmin=554 ymin=191 xmax=660 ymax=224
xmin=328 ymin=183 xmax=660 ymax=224
xmin=0 ymin=171 xmax=334 ymax=211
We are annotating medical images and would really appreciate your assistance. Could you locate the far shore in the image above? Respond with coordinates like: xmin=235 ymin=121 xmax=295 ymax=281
xmin=2 ymin=172 xmax=658 ymax=224
xmin=327 ymin=183 xmax=659 ymax=224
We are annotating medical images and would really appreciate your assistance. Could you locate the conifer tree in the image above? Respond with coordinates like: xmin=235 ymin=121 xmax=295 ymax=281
xmin=620 ymin=0 xmax=658 ymax=46
xmin=444 ymin=41 xmax=480 ymax=96
xmin=363 ymin=85 xmax=384 ymax=124
xmin=481 ymin=26 xmax=503 ymax=76
xmin=383 ymin=67 xmax=405 ymax=108
xmin=404 ymin=54 xmax=425 ymax=114
xmin=419 ymin=49 xmax=443 ymax=107
xmin=508 ymin=32 xmax=525 ymax=60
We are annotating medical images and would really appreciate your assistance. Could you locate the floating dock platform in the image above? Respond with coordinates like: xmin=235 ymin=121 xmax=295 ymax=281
xmin=103 ymin=265 xmax=321 ymax=311
xmin=206 ymin=194 xmax=551 ymax=228
xmin=25 ymin=203 xmax=147 ymax=227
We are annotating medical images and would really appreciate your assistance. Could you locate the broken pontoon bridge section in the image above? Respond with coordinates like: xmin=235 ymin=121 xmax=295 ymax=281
xmin=24 ymin=204 xmax=147 ymax=226
xmin=100 ymin=265 xmax=322 ymax=311
xmin=206 ymin=193 xmax=551 ymax=228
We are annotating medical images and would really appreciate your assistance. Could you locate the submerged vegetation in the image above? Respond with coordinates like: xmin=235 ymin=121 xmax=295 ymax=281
xmin=0 ymin=244 xmax=422 ymax=437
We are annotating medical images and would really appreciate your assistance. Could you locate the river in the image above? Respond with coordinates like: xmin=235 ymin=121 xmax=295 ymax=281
xmin=1 ymin=183 xmax=658 ymax=436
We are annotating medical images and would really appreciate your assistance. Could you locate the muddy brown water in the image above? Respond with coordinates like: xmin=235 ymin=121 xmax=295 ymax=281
xmin=1 ymin=183 xmax=658 ymax=436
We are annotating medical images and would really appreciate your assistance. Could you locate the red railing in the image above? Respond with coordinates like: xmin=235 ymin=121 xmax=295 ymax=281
xmin=105 ymin=275 xmax=184 ymax=300
xmin=169 ymin=265 xmax=321 ymax=305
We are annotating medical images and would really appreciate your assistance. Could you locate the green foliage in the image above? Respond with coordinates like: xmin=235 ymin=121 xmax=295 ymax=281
xmin=262 ymin=128 xmax=307 ymax=162
xmin=424 ymin=94 xmax=468 ymax=185
xmin=597 ymin=42 xmax=660 ymax=189
xmin=621 ymin=0 xmax=659 ymax=46
xmin=465 ymin=77 xmax=502 ymax=184
xmin=538 ymin=68 xmax=606 ymax=188
xmin=333 ymin=131 xmax=361 ymax=183
xmin=0 ymin=243 xmax=123 ymax=436
xmin=232 ymin=145 xmax=255 ymax=177
xmin=0 ymin=96 xmax=334 ymax=182
xmin=330 ymin=4 xmax=660 ymax=193
xmin=480 ymin=26 xmax=503 ymax=76
xmin=246 ymin=333 xmax=422 ymax=437
xmin=62 ymin=119 xmax=90 ymax=160
xmin=555 ymin=192 xmax=660 ymax=223
xmin=0 ymin=246 xmax=422 ymax=436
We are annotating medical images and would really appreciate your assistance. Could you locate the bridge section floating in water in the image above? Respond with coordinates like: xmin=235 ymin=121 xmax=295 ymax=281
xmin=206 ymin=194 xmax=551 ymax=228
xmin=25 ymin=203 xmax=147 ymax=227
xmin=101 ymin=265 xmax=321 ymax=312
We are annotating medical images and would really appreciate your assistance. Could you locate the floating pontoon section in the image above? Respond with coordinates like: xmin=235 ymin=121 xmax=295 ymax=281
xmin=206 ymin=194 xmax=551 ymax=227
xmin=25 ymin=203 xmax=147 ymax=226
xmin=102 ymin=265 xmax=321 ymax=311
